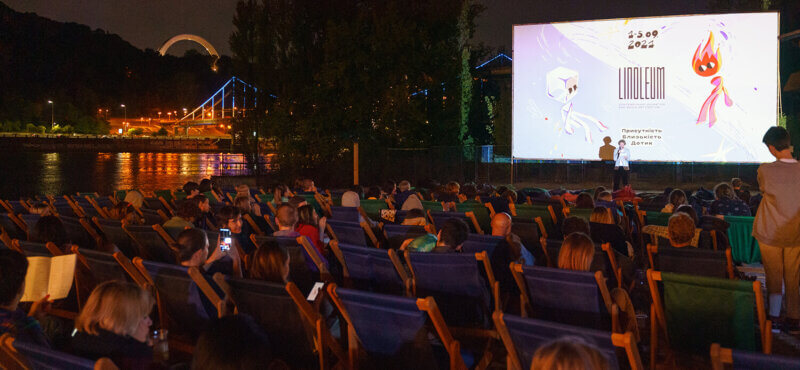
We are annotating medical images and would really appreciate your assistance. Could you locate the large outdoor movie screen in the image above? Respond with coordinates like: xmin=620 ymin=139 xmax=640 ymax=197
xmin=512 ymin=13 xmax=779 ymax=162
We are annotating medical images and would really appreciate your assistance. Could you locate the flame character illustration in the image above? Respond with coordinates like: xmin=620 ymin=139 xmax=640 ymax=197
xmin=692 ymin=32 xmax=733 ymax=127
xmin=546 ymin=67 xmax=607 ymax=143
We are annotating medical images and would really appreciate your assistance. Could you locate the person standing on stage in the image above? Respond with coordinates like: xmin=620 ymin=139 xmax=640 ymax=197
xmin=753 ymin=126 xmax=800 ymax=334
xmin=613 ymin=139 xmax=630 ymax=190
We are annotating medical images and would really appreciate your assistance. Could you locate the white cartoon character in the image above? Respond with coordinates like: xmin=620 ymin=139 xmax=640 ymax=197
xmin=546 ymin=66 xmax=607 ymax=143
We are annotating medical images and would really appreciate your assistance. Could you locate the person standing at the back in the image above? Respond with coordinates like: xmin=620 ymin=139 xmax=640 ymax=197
xmin=753 ymin=126 xmax=800 ymax=334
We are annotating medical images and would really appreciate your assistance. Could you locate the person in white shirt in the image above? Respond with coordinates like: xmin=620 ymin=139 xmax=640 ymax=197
xmin=613 ymin=139 xmax=630 ymax=190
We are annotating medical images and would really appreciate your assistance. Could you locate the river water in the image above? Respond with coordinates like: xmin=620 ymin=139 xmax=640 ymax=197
xmin=0 ymin=152 xmax=268 ymax=198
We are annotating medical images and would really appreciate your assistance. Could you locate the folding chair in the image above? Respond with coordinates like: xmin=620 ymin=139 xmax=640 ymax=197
xmin=242 ymin=213 xmax=265 ymax=235
xmin=428 ymin=210 xmax=484 ymax=235
xmin=493 ymin=312 xmax=642 ymax=370
xmin=647 ymin=244 xmax=734 ymax=279
xmin=331 ymin=206 xmax=361 ymax=222
xmin=509 ymin=203 xmax=559 ymax=239
xmin=454 ymin=202 xmax=491 ymax=233
xmin=328 ymin=241 xmax=409 ymax=295
xmin=0 ymin=213 xmax=26 ymax=240
xmin=509 ymin=219 xmax=547 ymax=265
xmin=18 ymin=214 xmax=40 ymax=239
xmin=0 ymin=333 xmax=118 ymax=370
xmin=11 ymin=240 xmax=62 ymax=256
xmin=563 ymin=207 xmax=593 ymax=221
xmin=647 ymin=270 xmax=771 ymax=370
xmin=92 ymin=217 xmax=140 ymax=258
xmin=709 ymin=343 xmax=800 ymax=370
xmin=250 ymin=235 xmax=323 ymax=293
xmin=0 ymin=199 xmax=29 ymax=214
xmin=211 ymin=276 xmax=347 ymax=369
xmin=359 ymin=199 xmax=389 ymax=221
xmin=510 ymin=263 xmax=618 ymax=332
xmin=382 ymin=224 xmax=430 ymax=249
xmin=327 ymin=284 xmax=471 ymax=370
xmin=123 ymin=224 xmax=176 ymax=263
xmin=404 ymin=251 xmax=499 ymax=329
xmin=58 ymin=216 xmax=99 ymax=250
xmin=327 ymin=219 xmax=379 ymax=248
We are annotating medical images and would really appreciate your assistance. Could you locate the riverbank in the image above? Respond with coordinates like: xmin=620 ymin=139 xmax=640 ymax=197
xmin=0 ymin=133 xmax=232 ymax=152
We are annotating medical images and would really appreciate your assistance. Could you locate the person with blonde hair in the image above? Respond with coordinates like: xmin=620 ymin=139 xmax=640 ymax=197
xmin=530 ymin=336 xmax=608 ymax=370
xmin=588 ymin=207 xmax=613 ymax=225
xmin=71 ymin=281 xmax=155 ymax=369
xmin=123 ymin=190 xmax=144 ymax=210
xmin=558 ymin=233 xmax=595 ymax=271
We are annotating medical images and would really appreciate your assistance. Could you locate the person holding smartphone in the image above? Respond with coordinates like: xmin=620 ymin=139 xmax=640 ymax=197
xmin=613 ymin=139 xmax=631 ymax=190
xmin=175 ymin=228 xmax=241 ymax=277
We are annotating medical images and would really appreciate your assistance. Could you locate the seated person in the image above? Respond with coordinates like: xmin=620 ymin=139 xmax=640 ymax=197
xmin=402 ymin=218 xmax=469 ymax=253
xmin=668 ymin=212 xmax=697 ymax=248
xmin=123 ymin=190 xmax=144 ymax=210
xmin=709 ymin=182 xmax=751 ymax=216
xmin=271 ymin=184 xmax=291 ymax=206
xmin=31 ymin=215 xmax=70 ymax=251
xmin=588 ymin=207 xmax=629 ymax=256
xmin=193 ymin=194 xmax=216 ymax=230
xmin=562 ymin=216 xmax=590 ymax=237
xmin=574 ymin=192 xmax=594 ymax=209
xmin=401 ymin=208 xmax=427 ymax=226
xmin=216 ymin=206 xmax=255 ymax=255
xmin=273 ymin=204 xmax=300 ymax=238
xmin=592 ymin=187 xmax=606 ymax=201
xmin=491 ymin=212 xmax=535 ymax=265
xmin=174 ymin=228 xmax=241 ymax=277
xmin=71 ymin=281 xmax=155 ymax=369
xmin=235 ymin=194 xmax=262 ymax=218
xmin=0 ymin=249 xmax=50 ymax=347
xmin=341 ymin=190 xmax=376 ymax=226
xmin=107 ymin=201 xmax=143 ymax=225
xmin=437 ymin=182 xmax=461 ymax=207
xmin=249 ymin=240 xmax=290 ymax=284
xmin=642 ymin=208 xmax=701 ymax=247
xmin=198 ymin=178 xmax=214 ymax=194
xmin=295 ymin=204 xmax=326 ymax=255
xmin=394 ymin=180 xmax=416 ymax=208
xmin=183 ymin=181 xmax=200 ymax=199
xmin=192 ymin=315 xmax=277 ymax=370
xmin=558 ymin=233 xmax=594 ymax=271
xmin=301 ymin=178 xmax=318 ymax=194
xmin=382 ymin=181 xmax=397 ymax=201
xmin=731 ymin=177 xmax=751 ymax=204
xmin=162 ymin=200 xmax=199 ymax=239
xmin=661 ymin=189 xmax=687 ymax=213
xmin=459 ymin=183 xmax=478 ymax=202
xmin=364 ymin=186 xmax=382 ymax=200
xmin=531 ymin=336 xmax=608 ymax=370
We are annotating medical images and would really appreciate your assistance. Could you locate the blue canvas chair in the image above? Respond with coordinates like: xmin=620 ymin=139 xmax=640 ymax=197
xmin=140 ymin=208 xmax=166 ymax=225
xmin=58 ymin=216 xmax=99 ymax=250
xmin=404 ymin=250 xmax=499 ymax=328
xmin=123 ymin=224 xmax=176 ymax=263
xmin=11 ymin=240 xmax=61 ymax=257
xmin=383 ymin=224 xmax=430 ymax=249
xmin=647 ymin=270 xmax=771 ymax=369
xmin=0 ymin=213 xmax=27 ymax=241
xmin=0 ymin=333 xmax=117 ymax=370
xmin=493 ymin=312 xmax=642 ymax=370
xmin=327 ymin=284 xmax=471 ymax=370
xmin=328 ymin=241 xmax=409 ymax=295
xmin=327 ymin=219 xmax=379 ymax=248
xmin=710 ymin=343 xmax=800 ymax=370
xmin=647 ymin=244 xmax=734 ymax=279
xmin=19 ymin=214 xmax=40 ymax=239
xmin=428 ymin=210 xmax=484 ymax=235
xmin=0 ymin=200 xmax=30 ymax=214
xmin=71 ymin=247 xmax=139 ymax=288
xmin=92 ymin=217 xmax=140 ymax=258
xmin=208 ymin=276 xmax=347 ymax=369
xmin=510 ymin=263 xmax=618 ymax=332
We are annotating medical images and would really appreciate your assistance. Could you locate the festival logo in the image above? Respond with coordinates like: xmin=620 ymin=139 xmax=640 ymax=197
xmin=692 ymin=32 xmax=733 ymax=127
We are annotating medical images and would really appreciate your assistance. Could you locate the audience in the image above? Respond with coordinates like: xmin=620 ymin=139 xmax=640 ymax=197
xmin=490 ymin=212 xmax=535 ymax=265
xmin=163 ymin=199 xmax=200 ymax=239
xmin=123 ymin=190 xmax=145 ymax=210
xmin=562 ymin=216 xmax=590 ymax=237
xmin=28 ymin=202 xmax=52 ymax=216
xmin=192 ymin=314 xmax=278 ymax=370
xmin=249 ymin=241 xmax=290 ymax=284
xmin=71 ymin=281 xmax=155 ymax=369
xmin=574 ymin=192 xmax=594 ymax=209
xmin=183 ymin=181 xmax=200 ymax=199
xmin=381 ymin=181 xmax=396 ymax=200
xmin=301 ymin=179 xmax=317 ymax=194
xmin=709 ymin=182 xmax=751 ymax=216
xmin=661 ymin=189 xmax=687 ymax=213
xmin=216 ymin=206 xmax=253 ymax=255
xmin=31 ymin=215 xmax=70 ymax=250
xmin=753 ymin=126 xmax=800 ymax=334
xmin=588 ymin=207 xmax=628 ymax=256
xmin=295 ymin=204 xmax=326 ymax=255
xmin=193 ymin=194 xmax=216 ymax=230
xmin=274 ymin=204 xmax=300 ymax=238
xmin=0 ymin=249 xmax=50 ymax=347
xmin=394 ymin=180 xmax=415 ymax=208
xmin=198 ymin=178 xmax=214 ymax=194
xmin=107 ymin=201 xmax=143 ymax=225
xmin=174 ymin=228 xmax=240 ymax=277
xmin=402 ymin=218 xmax=468 ymax=253
xmin=530 ymin=336 xmax=608 ymax=370
xmin=557 ymin=233 xmax=595 ymax=271
xmin=667 ymin=212 xmax=696 ymax=248
xmin=400 ymin=208 xmax=427 ymax=226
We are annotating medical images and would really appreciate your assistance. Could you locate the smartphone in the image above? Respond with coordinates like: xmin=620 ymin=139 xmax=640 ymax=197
xmin=307 ymin=282 xmax=325 ymax=301
xmin=219 ymin=228 xmax=231 ymax=251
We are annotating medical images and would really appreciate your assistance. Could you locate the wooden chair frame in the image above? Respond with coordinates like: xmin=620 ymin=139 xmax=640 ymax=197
xmin=646 ymin=244 xmax=734 ymax=280
xmin=326 ymin=220 xmax=380 ymax=248
xmin=493 ymin=312 xmax=642 ymax=370
xmin=326 ymin=283 xmax=468 ymax=370
xmin=646 ymin=269 xmax=771 ymax=370
xmin=510 ymin=263 xmax=619 ymax=334
xmin=242 ymin=213 xmax=265 ymax=236
xmin=296 ymin=236 xmax=334 ymax=282
xmin=84 ymin=196 xmax=110 ymax=219
xmin=600 ymin=242 xmax=624 ymax=289
xmin=328 ymin=240 xmax=411 ymax=295
xmin=0 ymin=333 xmax=118 ymax=370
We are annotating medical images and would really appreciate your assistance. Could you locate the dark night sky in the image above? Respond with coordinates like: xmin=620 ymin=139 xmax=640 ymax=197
xmin=5 ymin=0 xmax=711 ymax=58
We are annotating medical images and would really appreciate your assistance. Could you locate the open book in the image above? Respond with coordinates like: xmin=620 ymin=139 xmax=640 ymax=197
xmin=21 ymin=254 xmax=77 ymax=302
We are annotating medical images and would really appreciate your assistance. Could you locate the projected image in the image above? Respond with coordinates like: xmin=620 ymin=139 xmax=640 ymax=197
xmin=512 ymin=13 xmax=778 ymax=162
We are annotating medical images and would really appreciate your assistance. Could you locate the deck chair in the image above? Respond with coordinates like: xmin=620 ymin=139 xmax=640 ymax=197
xmin=563 ymin=207 xmax=593 ymax=221
xmin=82 ymin=196 xmax=109 ymax=218
xmin=0 ymin=213 xmax=25 ymax=240
xmin=327 ymin=219 xmax=379 ymax=248
xmin=645 ymin=211 xmax=671 ymax=226
xmin=73 ymin=197 xmax=102 ymax=218
xmin=123 ymin=224 xmax=176 ymax=263
xmin=211 ymin=276 xmax=345 ymax=369
xmin=509 ymin=219 xmax=547 ymax=264
xmin=454 ymin=202 xmax=491 ymax=232
xmin=647 ymin=270 xmax=771 ymax=369
xmin=493 ymin=313 xmax=642 ymax=370
xmin=140 ymin=208 xmax=166 ymax=225
xmin=463 ymin=234 xmax=518 ymax=294
xmin=12 ymin=240 xmax=62 ymax=256
xmin=331 ymin=206 xmax=361 ymax=222
xmin=421 ymin=200 xmax=445 ymax=212
xmin=143 ymin=197 xmax=169 ymax=214
xmin=404 ymin=251 xmax=499 ymax=328
xmin=18 ymin=214 xmax=40 ymax=239
xmin=0 ymin=200 xmax=29 ymax=214
xmin=71 ymin=247 xmax=144 ymax=297
xmin=710 ymin=343 xmax=800 ymax=370
xmin=511 ymin=264 xmax=618 ymax=332
xmin=242 ymin=213 xmax=265 ymax=235
xmin=428 ymin=210 xmax=484 ymax=235
xmin=328 ymin=241 xmax=409 ymax=295
xmin=59 ymin=216 xmax=99 ymax=249
xmin=250 ymin=235 xmax=320 ymax=293
xmin=724 ymin=215 xmax=760 ymax=264
xmin=509 ymin=204 xmax=559 ymax=239
xmin=0 ymin=333 xmax=118 ymax=370
xmin=92 ymin=217 xmax=140 ymax=258
xmin=327 ymin=284 xmax=471 ymax=370
xmin=383 ymin=224 xmax=429 ymax=249
xmin=132 ymin=259 xmax=215 ymax=353
xmin=359 ymin=199 xmax=390 ymax=221
xmin=647 ymin=244 xmax=734 ymax=279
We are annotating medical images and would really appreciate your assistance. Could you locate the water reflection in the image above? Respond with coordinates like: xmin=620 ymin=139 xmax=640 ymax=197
xmin=0 ymin=152 xmax=273 ymax=198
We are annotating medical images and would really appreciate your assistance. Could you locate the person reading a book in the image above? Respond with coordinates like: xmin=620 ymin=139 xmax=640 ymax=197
xmin=0 ymin=249 xmax=51 ymax=347
xmin=71 ymin=281 xmax=155 ymax=369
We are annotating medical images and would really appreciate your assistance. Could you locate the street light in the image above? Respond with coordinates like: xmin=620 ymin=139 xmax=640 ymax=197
xmin=158 ymin=112 xmax=162 ymax=120
xmin=120 ymin=104 xmax=127 ymax=123
xmin=47 ymin=100 xmax=54 ymax=130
